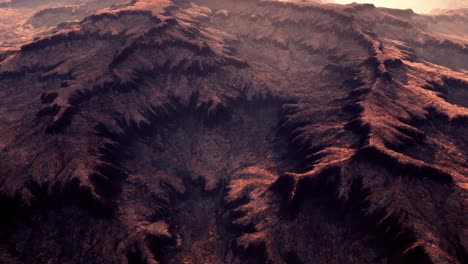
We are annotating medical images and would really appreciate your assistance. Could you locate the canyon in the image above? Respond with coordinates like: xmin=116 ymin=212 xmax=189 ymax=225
xmin=0 ymin=0 xmax=467 ymax=263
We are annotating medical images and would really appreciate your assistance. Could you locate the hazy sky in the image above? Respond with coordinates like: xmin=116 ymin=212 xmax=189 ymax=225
xmin=333 ymin=0 xmax=468 ymax=13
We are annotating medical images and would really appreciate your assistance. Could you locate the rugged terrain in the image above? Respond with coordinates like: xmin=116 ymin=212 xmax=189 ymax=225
xmin=0 ymin=0 xmax=467 ymax=263
xmin=0 ymin=0 xmax=130 ymax=51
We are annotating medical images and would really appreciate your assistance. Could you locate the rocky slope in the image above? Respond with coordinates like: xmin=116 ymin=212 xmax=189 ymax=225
xmin=0 ymin=0 xmax=467 ymax=263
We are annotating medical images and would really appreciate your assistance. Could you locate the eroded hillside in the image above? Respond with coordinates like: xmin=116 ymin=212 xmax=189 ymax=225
xmin=0 ymin=0 xmax=467 ymax=263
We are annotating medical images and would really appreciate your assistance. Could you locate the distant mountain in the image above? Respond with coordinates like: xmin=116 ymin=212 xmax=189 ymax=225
xmin=0 ymin=0 xmax=129 ymax=51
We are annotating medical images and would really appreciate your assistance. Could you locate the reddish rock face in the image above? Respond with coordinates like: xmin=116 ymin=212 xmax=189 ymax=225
xmin=0 ymin=0 xmax=467 ymax=263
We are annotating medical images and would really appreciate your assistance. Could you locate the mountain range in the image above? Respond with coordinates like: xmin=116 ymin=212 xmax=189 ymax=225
xmin=0 ymin=0 xmax=467 ymax=263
